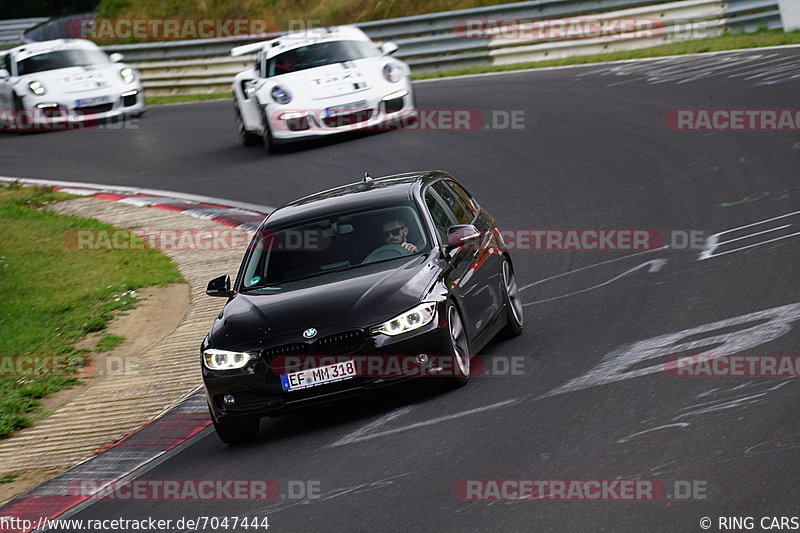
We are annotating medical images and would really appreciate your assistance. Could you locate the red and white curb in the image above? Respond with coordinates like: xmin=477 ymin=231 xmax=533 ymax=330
xmin=0 ymin=178 xmax=273 ymax=532
xmin=0 ymin=391 xmax=211 ymax=532
xmin=0 ymin=176 xmax=273 ymax=231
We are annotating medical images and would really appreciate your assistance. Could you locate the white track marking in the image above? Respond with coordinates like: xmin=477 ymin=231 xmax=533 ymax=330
xmin=522 ymin=259 xmax=667 ymax=306
xmin=699 ymin=210 xmax=800 ymax=260
xmin=546 ymin=302 xmax=800 ymax=397
xmin=328 ymin=398 xmax=520 ymax=447
xmin=519 ymin=247 xmax=666 ymax=292
xmin=331 ymin=406 xmax=414 ymax=447
xmin=617 ymin=423 xmax=690 ymax=444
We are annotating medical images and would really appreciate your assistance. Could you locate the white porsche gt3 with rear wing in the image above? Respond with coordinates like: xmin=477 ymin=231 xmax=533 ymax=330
xmin=0 ymin=38 xmax=144 ymax=130
xmin=231 ymin=26 xmax=416 ymax=151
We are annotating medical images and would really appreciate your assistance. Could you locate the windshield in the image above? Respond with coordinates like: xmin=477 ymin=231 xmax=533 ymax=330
xmin=17 ymin=49 xmax=110 ymax=75
xmin=241 ymin=204 xmax=429 ymax=289
xmin=265 ymin=40 xmax=378 ymax=77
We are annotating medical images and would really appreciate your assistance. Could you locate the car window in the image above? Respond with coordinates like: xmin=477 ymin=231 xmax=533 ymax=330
xmin=432 ymin=181 xmax=473 ymax=225
xmin=447 ymin=180 xmax=479 ymax=216
xmin=424 ymin=189 xmax=456 ymax=243
xmin=17 ymin=49 xmax=110 ymax=75
xmin=241 ymin=204 xmax=428 ymax=288
xmin=2 ymin=54 xmax=11 ymax=74
xmin=265 ymin=40 xmax=378 ymax=77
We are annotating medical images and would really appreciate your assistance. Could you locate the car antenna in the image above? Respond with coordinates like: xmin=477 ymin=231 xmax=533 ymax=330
xmin=363 ymin=172 xmax=373 ymax=183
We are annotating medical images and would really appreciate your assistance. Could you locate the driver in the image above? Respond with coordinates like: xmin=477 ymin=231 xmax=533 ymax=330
xmin=382 ymin=218 xmax=418 ymax=253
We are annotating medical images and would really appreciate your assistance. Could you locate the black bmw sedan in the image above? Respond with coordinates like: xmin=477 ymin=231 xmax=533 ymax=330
xmin=201 ymin=170 xmax=523 ymax=443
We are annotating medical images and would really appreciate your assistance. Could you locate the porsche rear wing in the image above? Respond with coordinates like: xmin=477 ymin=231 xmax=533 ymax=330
xmin=230 ymin=41 xmax=271 ymax=57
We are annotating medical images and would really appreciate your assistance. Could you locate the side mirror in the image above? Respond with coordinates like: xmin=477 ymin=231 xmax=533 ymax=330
xmin=109 ymin=53 xmax=124 ymax=63
xmin=446 ymin=224 xmax=481 ymax=252
xmin=206 ymin=274 xmax=233 ymax=297
xmin=0 ymin=69 xmax=9 ymax=79
xmin=381 ymin=42 xmax=399 ymax=56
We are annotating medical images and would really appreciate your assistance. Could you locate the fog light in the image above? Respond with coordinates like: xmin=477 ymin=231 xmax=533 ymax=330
xmin=416 ymin=354 xmax=429 ymax=366
xmin=223 ymin=394 xmax=235 ymax=406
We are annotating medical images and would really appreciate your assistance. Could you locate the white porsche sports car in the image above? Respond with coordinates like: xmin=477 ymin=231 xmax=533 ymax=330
xmin=0 ymin=39 xmax=145 ymax=129
xmin=231 ymin=26 xmax=416 ymax=151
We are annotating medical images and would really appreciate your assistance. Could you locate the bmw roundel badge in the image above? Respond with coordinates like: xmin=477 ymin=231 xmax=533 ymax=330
xmin=303 ymin=328 xmax=317 ymax=339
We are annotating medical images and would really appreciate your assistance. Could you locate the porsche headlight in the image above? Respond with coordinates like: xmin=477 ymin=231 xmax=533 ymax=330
xmin=382 ymin=63 xmax=402 ymax=83
xmin=28 ymin=80 xmax=46 ymax=96
xmin=374 ymin=302 xmax=437 ymax=336
xmin=203 ymin=349 xmax=258 ymax=370
xmin=120 ymin=67 xmax=135 ymax=83
xmin=271 ymin=85 xmax=292 ymax=104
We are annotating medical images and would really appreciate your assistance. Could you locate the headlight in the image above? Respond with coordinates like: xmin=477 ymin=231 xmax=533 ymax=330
xmin=373 ymin=302 xmax=437 ymax=336
xmin=28 ymin=81 xmax=46 ymax=96
xmin=120 ymin=67 xmax=135 ymax=83
xmin=382 ymin=63 xmax=402 ymax=83
xmin=271 ymin=85 xmax=291 ymax=104
xmin=203 ymin=349 xmax=258 ymax=370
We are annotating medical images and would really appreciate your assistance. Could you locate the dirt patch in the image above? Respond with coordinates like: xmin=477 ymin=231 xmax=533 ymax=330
xmin=0 ymin=283 xmax=190 ymax=505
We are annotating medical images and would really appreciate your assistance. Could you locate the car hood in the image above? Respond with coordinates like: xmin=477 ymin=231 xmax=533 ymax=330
xmin=19 ymin=65 xmax=123 ymax=94
xmin=275 ymin=58 xmax=380 ymax=101
xmin=208 ymin=253 xmax=440 ymax=350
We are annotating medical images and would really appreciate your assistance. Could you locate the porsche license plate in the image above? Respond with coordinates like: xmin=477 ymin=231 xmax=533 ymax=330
xmin=75 ymin=95 xmax=111 ymax=108
xmin=325 ymin=100 xmax=368 ymax=117
xmin=281 ymin=360 xmax=356 ymax=391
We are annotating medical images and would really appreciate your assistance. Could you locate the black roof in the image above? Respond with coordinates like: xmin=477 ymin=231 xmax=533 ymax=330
xmin=262 ymin=170 xmax=448 ymax=227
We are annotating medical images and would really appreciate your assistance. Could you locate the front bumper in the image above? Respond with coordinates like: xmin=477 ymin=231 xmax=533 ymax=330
xmin=10 ymin=88 xmax=146 ymax=131
xmin=266 ymin=87 xmax=417 ymax=143
xmin=203 ymin=313 xmax=453 ymax=422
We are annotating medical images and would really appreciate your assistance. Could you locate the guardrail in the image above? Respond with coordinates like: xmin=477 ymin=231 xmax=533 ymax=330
xmin=13 ymin=0 xmax=784 ymax=95
xmin=0 ymin=17 xmax=48 ymax=48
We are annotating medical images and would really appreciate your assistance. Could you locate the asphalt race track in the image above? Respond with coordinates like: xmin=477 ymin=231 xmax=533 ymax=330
xmin=4 ymin=46 xmax=800 ymax=532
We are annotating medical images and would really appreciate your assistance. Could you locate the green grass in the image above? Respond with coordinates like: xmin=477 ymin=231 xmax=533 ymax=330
xmin=0 ymin=184 xmax=184 ymax=439
xmin=414 ymin=29 xmax=800 ymax=80
xmin=146 ymin=93 xmax=230 ymax=106
xmin=0 ymin=473 xmax=19 ymax=484
xmin=95 ymin=333 xmax=125 ymax=353
xmin=97 ymin=0 xmax=525 ymax=29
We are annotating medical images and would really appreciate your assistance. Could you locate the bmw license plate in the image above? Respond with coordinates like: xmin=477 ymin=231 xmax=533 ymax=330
xmin=75 ymin=95 xmax=111 ymax=108
xmin=281 ymin=360 xmax=356 ymax=391
xmin=325 ymin=100 xmax=368 ymax=117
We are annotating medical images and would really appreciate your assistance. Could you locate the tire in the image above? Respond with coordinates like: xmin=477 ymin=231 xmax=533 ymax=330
xmin=234 ymin=102 xmax=260 ymax=146
xmin=260 ymin=109 xmax=277 ymax=153
xmin=442 ymin=302 xmax=471 ymax=389
xmin=499 ymin=258 xmax=524 ymax=338
xmin=208 ymin=405 xmax=259 ymax=445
